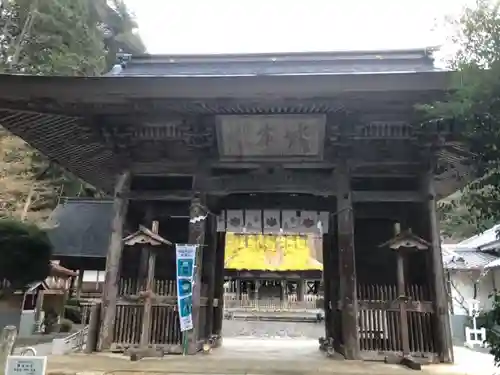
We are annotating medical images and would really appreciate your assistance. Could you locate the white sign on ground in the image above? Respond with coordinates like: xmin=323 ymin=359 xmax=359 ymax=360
xmin=4 ymin=356 xmax=47 ymax=375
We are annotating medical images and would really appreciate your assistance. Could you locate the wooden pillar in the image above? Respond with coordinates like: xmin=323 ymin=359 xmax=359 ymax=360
xmin=204 ymin=215 xmax=217 ymax=339
xmin=336 ymin=163 xmax=360 ymax=360
xmin=186 ymin=195 xmax=207 ymax=354
xmin=99 ymin=171 xmax=130 ymax=351
xmin=322 ymin=227 xmax=333 ymax=339
xmin=213 ymin=232 xmax=226 ymax=336
xmin=423 ymin=171 xmax=453 ymax=363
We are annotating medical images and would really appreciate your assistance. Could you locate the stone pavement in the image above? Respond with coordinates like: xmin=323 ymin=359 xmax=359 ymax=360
xmin=222 ymin=318 xmax=325 ymax=338
xmin=43 ymin=338 xmax=499 ymax=375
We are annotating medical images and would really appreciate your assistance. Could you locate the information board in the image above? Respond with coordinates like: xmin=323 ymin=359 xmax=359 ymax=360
xmin=5 ymin=356 xmax=47 ymax=375
xmin=175 ymin=244 xmax=197 ymax=331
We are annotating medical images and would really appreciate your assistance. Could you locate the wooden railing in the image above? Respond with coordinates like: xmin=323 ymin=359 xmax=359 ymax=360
xmin=51 ymin=326 xmax=88 ymax=354
xmin=111 ymin=278 xmax=182 ymax=352
xmin=118 ymin=278 xmax=177 ymax=296
xmin=224 ymin=292 xmax=321 ymax=312
xmin=356 ymin=284 xmax=436 ymax=361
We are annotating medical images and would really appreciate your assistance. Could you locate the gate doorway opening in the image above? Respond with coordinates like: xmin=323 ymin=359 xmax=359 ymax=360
xmin=221 ymin=231 xmax=325 ymax=341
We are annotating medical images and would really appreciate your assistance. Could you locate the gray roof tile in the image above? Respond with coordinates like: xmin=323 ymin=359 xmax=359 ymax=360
xmin=47 ymin=199 xmax=113 ymax=258
xmin=444 ymin=250 xmax=499 ymax=270
xmin=114 ymin=48 xmax=439 ymax=77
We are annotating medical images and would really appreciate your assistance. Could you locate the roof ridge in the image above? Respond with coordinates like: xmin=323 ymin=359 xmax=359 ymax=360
xmin=125 ymin=47 xmax=437 ymax=61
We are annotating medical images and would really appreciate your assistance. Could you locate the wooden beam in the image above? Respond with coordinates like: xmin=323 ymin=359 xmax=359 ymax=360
xmin=128 ymin=191 xmax=194 ymax=201
xmin=197 ymin=171 xmax=337 ymax=196
xmin=336 ymin=163 xmax=360 ymax=360
xmin=131 ymin=161 xmax=200 ymax=175
xmin=99 ymin=170 xmax=130 ymax=351
xmin=128 ymin=191 xmax=424 ymax=203
xmin=423 ymin=171 xmax=454 ymax=363
xmin=351 ymin=191 xmax=423 ymax=202
xmin=354 ymin=203 xmax=409 ymax=220
xmin=186 ymin=195 xmax=207 ymax=354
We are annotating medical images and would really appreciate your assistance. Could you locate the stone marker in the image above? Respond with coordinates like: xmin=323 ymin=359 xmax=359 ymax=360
xmin=0 ymin=326 xmax=18 ymax=371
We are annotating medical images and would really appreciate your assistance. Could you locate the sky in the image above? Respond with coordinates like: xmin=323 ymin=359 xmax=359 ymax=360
xmin=125 ymin=0 xmax=475 ymax=55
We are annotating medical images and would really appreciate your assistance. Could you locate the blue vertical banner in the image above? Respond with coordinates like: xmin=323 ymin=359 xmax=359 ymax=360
xmin=175 ymin=244 xmax=197 ymax=332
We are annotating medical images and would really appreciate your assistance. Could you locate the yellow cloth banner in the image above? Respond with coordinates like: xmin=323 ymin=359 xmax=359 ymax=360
xmin=224 ymin=233 xmax=322 ymax=271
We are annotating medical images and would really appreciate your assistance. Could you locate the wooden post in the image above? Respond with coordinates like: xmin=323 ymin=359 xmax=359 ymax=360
xmin=75 ymin=269 xmax=84 ymax=300
xmin=392 ymin=222 xmax=411 ymax=357
xmin=99 ymin=171 xmax=130 ymax=351
xmin=235 ymin=279 xmax=241 ymax=300
xmin=297 ymin=280 xmax=304 ymax=302
xmin=186 ymin=195 xmax=207 ymax=354
xmin=34 ymin=290 xmax=45 ymax=332
xmin=280 ymin=280 xmax=285 ymax=302
xmin=0 ymin=326 xmax=17 ymax=371
xmin=204 ymin=215 xmax=217 ymax=339
xmin=140 ymin=221 xmax=159 ymax=347
xmin=213 ymin=232 xmax=226 ymax=338
xmin=138 ymin=206 xmax=154 ymax=290
xmin=336 ymin=163 xmax=360 ymax=360
xmin=424 ymin=171 xmax=454 ymax=363
xmin=254 ymin=280 xmax=260 ymax=303
xmin=84 ymin=303 xmax=101 ymax=353
xmin=396 ymin=252 xmax=411 ymax=356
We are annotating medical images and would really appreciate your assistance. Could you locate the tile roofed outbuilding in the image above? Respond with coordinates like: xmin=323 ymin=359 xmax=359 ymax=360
xmin=457 ymin=223 xmax=500 ymax=250
xmin=443 ymin=249 xmax=499 ymax=270
xmin=47 ymin=198 xmax=113 ymax=258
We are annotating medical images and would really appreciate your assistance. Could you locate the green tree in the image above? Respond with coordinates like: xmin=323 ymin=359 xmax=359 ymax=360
xmin=94 ymin=0 xmax=145 ymax=68
xmin=0 ymin=0 xmax=144 ymax=223
xmin=422 ymin=0 xmax=500 ymax=364
xmin=0 ymin=219 xmax=52 ymax=294
xmin=438 ymin=192 xmax=496 ymax=241
xmin=422 ymin=0 xmax=500 ymax=231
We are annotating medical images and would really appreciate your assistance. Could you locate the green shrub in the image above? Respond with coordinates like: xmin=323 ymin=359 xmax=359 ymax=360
xmin=485 ymin=291 xmax=500 ymax=366
xmin=64 ymin=305 xmax=82 ymax=324
xmin=59 ymin=318 xmax=73 ymax=333
xmin=0 ymin=219 xmax=52 ymax=292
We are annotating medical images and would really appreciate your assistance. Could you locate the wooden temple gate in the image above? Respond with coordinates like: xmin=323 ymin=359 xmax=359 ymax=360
xmin=0 ymin=49 xmax=462 ymax=363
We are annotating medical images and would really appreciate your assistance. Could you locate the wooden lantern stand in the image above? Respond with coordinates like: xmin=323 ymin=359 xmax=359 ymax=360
xmin=378 ymin=224 xmax=430 ymax=371
xmin=122 ymin=221 xmax=172 ymax=360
